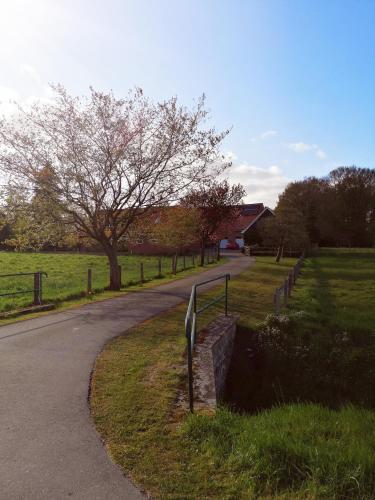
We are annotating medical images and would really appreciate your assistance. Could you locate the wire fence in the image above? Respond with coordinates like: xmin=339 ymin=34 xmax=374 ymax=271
xmin=0 ymin=271 xmax=47 ymax=307
xmin=0 ymin=249 xmax=219 ymax=314
xmin=273 ymin=253 xmax=305 ymax=315
xmin=244 ymin=245 xmax=301 ymax=257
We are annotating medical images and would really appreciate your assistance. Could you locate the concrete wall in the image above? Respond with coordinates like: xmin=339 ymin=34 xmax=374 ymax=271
xmin=193 ymin=313 xmax=239 ymax=411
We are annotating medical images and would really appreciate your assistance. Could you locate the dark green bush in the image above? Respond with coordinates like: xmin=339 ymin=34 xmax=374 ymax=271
xmin=226 ymin=313 xmax=375 ymax=412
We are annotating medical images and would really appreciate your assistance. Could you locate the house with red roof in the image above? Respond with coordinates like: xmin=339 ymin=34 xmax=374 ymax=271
xmin=127 ymin=203 xmax=274 ymax=254
xmin=218 ymin=203 xmax=274 ymax=250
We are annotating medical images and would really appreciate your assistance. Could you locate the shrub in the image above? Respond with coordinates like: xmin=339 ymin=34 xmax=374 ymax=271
xmin=226 ymin=313 xmax=375 ymax=411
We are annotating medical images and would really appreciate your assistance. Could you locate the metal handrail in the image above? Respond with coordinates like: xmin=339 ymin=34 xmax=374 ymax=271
xmin=185 ymin=273 xmax=230 ymax=412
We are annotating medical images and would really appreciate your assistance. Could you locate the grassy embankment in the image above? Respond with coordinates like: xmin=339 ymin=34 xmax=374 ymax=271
xmin=0 ymin=251 xmax=219 ymax=315
xmin=91 ymin=249 xmax=375 ymax=499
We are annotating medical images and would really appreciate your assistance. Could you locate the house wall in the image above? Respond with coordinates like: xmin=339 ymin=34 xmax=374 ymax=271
xmin=219 ymin=238 xmax=229 ymax=249
xmin=244 ymin=209 xmax=274 ymax=245
xmin=235 ymin=237 xmax=245 ymax=248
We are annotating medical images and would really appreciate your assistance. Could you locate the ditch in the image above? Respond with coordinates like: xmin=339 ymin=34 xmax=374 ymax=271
xmin=224 ymin=314 xmax=375 ymax=413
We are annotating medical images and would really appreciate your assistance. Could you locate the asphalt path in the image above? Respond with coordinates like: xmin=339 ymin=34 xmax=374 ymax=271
xmin=0 ymin=252 xmax=251 ymax=499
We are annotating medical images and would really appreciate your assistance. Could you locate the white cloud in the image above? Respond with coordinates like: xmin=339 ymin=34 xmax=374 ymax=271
xmin=251 ymin=129 xmax=278 ymax=143
xmin=285 ymin=141 xmax=327 ymax=160
xmin=0 ymin=78 xmax=53 ymax=116
xmin=0 ymin=86 xmax=19 ymax=102
xmin=260 ymin=129 xmax=277 ymax=139
xmin=0 ymin=86 xmax=20 ymax=115
xmin=269 ymin=165 xmax=281 ymax=174
xmin=225 ymin=161 xmax=289 ymax=208
xmin=25 ymin=85 xmax=54 ymax=107
xmin=286 ymin=141 xmax=314 ymax=153
xmin=316 ymin=148 xmax=327 ymax=160
xmin=224 ymin=151 xmax=238 ymax=162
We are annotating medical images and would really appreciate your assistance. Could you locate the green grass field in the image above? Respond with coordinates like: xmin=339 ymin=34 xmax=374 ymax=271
xmin=0 ymin=251 xmax=203 ymax=313
xmin=91 ymin=249 xmax=375 ymax=499
xmin=290 ymin=247 xmax=375 ymax=332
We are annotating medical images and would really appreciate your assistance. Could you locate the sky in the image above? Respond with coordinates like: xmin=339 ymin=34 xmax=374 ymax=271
xmin=0 ymin=0 xmax=374 ymax=207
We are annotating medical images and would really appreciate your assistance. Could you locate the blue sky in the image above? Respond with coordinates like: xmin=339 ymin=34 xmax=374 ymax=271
xmin=0 ymin=0 xmax=374 ymax=206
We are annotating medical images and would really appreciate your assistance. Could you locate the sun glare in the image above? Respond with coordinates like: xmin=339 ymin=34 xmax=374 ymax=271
xmin=0 ymin=0 xmax=56 ymax=49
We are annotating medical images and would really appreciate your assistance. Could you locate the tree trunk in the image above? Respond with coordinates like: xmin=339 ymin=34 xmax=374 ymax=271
xmin=199 ymin=241 xmax=205 ymax=266
xmin=275 ymin=247 xmax=281 ymax=263
xmin=275 ymin=238 xmax=284 ymax=263
xmin=103 ymin=242 xmax=121 ymax=290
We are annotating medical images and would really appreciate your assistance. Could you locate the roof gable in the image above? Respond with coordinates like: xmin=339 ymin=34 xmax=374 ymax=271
xmin=241 ymin=207 xmax=275 ymax=234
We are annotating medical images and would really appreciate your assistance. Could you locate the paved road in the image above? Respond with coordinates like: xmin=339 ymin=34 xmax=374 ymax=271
xmin=0 ymin=252 xmax=251 ymax=499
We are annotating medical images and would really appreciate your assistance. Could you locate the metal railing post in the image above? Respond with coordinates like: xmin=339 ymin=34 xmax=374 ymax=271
xmin=87 ymin=268 xmax=92 ymax=295
xmin=225 ymin=275 xmax=228 ymax=316
xmin=140 ymin=262 xmax=144 ymax=283
xmin=39 ymin=272 xmax=43 ymax=305
xmin=118 ymin=265 xmax=122 ymax=288
xmin=186 ymin=331 xmax=194 ymax=413
xmin=193 ymin=285 xmax=198 ymax=348
xmin=284 ymin=279 xmax=288 ymax=305
xmin=33 ymin=272 xmax=39 ymax=305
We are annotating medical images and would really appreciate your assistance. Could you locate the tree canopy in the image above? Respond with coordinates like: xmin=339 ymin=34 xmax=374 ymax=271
xmin=270 ymin=166 xmax=375 ymax=250
xmin=0 ymin=85 xmax=230 ymax=288
xmin=182 ymin=179 xmax=245 ymax=265
xmin=150 ymin=206 xmax=199 ymax=254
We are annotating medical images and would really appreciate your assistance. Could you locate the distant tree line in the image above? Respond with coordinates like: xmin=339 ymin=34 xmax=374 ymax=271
xmin=0 ymin=177 xmax=245 ymax=263
xmin=260 ymin=166 xmax=375 ymax=258
xmin=0 ymin=171 xmax=88 ymax=252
